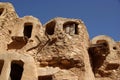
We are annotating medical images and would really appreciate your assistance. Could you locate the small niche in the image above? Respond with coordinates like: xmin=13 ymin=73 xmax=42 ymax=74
xmin=38 ymin=75 xmax=53 ymax=80
xmin=0 ymin=60 xmax=4 ymax=74
xmin=24 ymin=23 xmax=33 ymax=38
xmin=105 ymin=63 xmax=119 ymax=70
xmin=113 ymin=46 xmax=117 ymax=50
xmin=63 ymin=21 xmax=79 ymax=35
xmin=0 ymin=8 xmax=4 ymax=16
xmin=45 ymin=21 xmax=56 ymax=35
xmin=10 ymin=60 xmax=24 ymax=80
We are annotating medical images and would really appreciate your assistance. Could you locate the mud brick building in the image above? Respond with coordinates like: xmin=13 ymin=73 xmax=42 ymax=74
xmin=0 ymin=2 xmax=119 ymax=80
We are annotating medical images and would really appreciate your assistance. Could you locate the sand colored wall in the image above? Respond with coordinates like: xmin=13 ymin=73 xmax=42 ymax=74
xmin=0 ymin=2 xmax=119 ymax=80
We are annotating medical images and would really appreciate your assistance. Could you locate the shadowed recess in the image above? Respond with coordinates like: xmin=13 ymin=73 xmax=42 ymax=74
xmin=45 ymin=21 xmax=56 ymax=35
xmin=0 ymin=60 xmax=4 ymax=74
xmin=38 ymin=75 xmax=53 ymax=80
xmin=24 ymin=22 xmax=33 ymax=38
xmin=10 ymin=60 xmax=24 ymax=80
xmin=0 ymin=8 xmax=4 ymax=16
xmin=63 ymin=21 xmax=79 ymax=35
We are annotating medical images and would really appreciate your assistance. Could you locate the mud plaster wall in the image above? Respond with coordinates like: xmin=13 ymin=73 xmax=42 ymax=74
xmin=41 ymin=17 xmax=94 ymax=80
xmin=0 ymin=2 xmax=18 ymax=54
xmin=89 ymin=35 xmax=120 ymax=80
xmin=0 ymin=2 xmax=120 ymax=80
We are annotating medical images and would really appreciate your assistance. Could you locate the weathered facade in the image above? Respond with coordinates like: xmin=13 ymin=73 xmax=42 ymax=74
xmin=89 ymin=35 xmax=120 ymax=80
xmin=0 ymin=2 xmax=119 ymax=80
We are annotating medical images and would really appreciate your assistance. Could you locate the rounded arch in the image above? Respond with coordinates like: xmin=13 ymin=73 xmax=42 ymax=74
xmin=91 ymin=35 xmax=115 ymax=50
xmin=45 ymin=20 xmax=56 ymax=35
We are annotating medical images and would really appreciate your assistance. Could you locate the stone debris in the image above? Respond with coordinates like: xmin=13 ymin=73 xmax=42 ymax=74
xmin=0 ymin=2 xmax=119 ymax=80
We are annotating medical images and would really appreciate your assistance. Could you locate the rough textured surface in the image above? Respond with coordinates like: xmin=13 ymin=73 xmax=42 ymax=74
xmin=0 ymin=2 xmax=119 ymax=80
xmin=89 ymin=35 xmax=120 ymax=80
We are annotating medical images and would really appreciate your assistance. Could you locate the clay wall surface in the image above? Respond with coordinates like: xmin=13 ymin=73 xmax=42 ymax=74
xmin=0 ymin=2 xmax=119 ymax=80
xmin=89 ymin=35 xmax=120 ymax=80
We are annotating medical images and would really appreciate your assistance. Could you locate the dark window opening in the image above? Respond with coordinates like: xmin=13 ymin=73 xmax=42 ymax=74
xmin=0 ymin=8 xmax=4 ymax=16
xmin=88 ymin=40 xmax=110 ymax=75
xmin=113 ymin=46 xmax=117 ymax=50
xmin=38 ymin=75 xmax=53 ymax=80
xmin=10 ymin=60 xmax=24 ymax=80
xmin=24 ymin=23 xmax=33 ymax=38
xmin=63 ymin=21 xmax=79 ymax=35
xmin=0 ymin=60 xmax=4 ymax=74
xmin=45 ymin=21 xmax=55 ymax=35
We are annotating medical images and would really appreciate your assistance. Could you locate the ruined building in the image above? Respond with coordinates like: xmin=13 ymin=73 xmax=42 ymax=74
xmin=0 ymin=2 xmax=119 ymax=80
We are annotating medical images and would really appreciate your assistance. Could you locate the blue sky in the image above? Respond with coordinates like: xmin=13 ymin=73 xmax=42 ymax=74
xmin=1 ymin=0 xmax=120 ymax=41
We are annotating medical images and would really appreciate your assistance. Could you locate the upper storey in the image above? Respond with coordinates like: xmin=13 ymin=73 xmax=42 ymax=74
xmin=44 ymin=17 xmax=90 ymax=48
xmin=0 ymin=2 xmax=18 ymax=20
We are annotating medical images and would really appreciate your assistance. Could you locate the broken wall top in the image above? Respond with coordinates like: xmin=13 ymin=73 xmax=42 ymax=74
xmin=44 ymin=17 xmax=90 ymax=48
xmin=0 ymin=2 xmax=18 ymax=19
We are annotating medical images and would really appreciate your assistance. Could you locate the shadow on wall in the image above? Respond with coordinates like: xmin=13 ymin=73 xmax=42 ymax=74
xmin=7 ymin=36 xmax=28 ymax=50
xmin=0 ymin=8 xmax=4 ymax=16
xmin=0 ymin=60 xmax=4 ymax=75
xmin=38 ymin=75 xmax=53 ymax=80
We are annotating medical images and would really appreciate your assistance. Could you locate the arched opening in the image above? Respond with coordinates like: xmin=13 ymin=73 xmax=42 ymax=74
xmin=63 ymin=21 xmax=78 ymax=35
xmin=45 ymin=21 xmax=56 ymax=35
xmin=38 ymin=75 xmax=53 ymax=80
xmin=10 ymin=60 xmax=24 ymax=80
xmin=88 ymin=40 xmax=110 ymax=76
xmin=0 ymin=60 xmax=4 ymax=74
xmin=96 ymin=40 xmax=108 ymax=46
xmin=0 ymin=8 xmax=4 ymax=16
xmin=23 ymin=23 xmax=33 ymax=38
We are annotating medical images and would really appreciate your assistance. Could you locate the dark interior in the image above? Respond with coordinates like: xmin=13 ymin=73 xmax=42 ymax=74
xmin=88 ymin=40 xmax=110 ymax=75
xmin=38 ymin=75 xmax=53 ymax=80
xmin=0 ymin=60 xmax=4 ymax=74
xmin=0 ymin=8 xmax=4 ymax=16
xmin=24 ymin=23 xmax=33 ymax=38
xmin=45 ymin=21 xmax=55 ymax=35
xmin=10 ymin=60 xmax=24 ymax=80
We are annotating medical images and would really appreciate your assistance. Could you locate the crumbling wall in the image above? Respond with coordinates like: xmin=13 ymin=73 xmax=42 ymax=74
xmin=7 ymin=16 xmax=44 ymax=55
xmin=89 ymin=35 xmax=120 ymax=80
xmin=0 ymin=2 xmax=120 ymax=80
xmin=0 ymin=2 xmax=18 ymax=54
xmin=36 ymin=17 xmax=95 ymax=80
